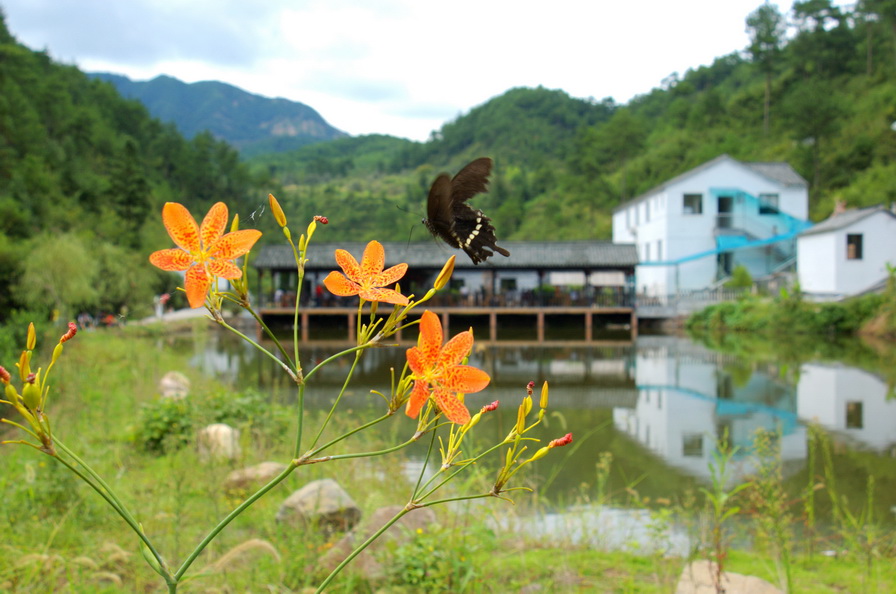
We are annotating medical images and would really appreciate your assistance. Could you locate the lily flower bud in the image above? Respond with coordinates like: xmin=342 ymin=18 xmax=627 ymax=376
xmin=26 ymin=323 xmax=36 ymax=350
xmin=0 ymin=365 xmax=10 ymax=385
xmin=60 ymin=322 xmax=77 ymax=344
xmin=548 ymin=433 xmax=573 ymax=448
xmin=22 ymin=372 xmax=41 ymax=410
xmin=540 ymin=381 xmax=549 ymax=409
xmin=434 ymin=255 xmax=456 ymax=291
xmin=269 ymin=193 xmax=287 ymax=227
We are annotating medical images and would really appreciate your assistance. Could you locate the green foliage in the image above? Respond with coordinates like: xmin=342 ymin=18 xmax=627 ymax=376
xmin=687 ymin=291 xmax=887 ymax=336
xmin=385 ymin=526 xmax=491 ymax=592
xmin=135 ymin=397 xmax=195 ymax=454
xmin=724 ymin=265 xmax=753 ymax=289
xmin=0 ymin=19 xmax=259 ymax=324
xmin=134 ymin=387 xmax=290 ymax=454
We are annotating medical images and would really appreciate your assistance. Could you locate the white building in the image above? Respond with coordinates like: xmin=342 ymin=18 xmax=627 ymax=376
xmin=797 ymin=205 xmax=896 ymax=299
xmin=612 ymin=155 xmax=810 ymax=296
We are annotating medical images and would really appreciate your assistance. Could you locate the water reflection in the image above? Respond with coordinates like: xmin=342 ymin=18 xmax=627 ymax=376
xmin=185 ymin=330 xmax=896 ymax=530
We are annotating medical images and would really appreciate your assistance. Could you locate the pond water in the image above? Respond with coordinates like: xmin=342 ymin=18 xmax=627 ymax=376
xmin=183 ymin=328 xmax=896 ymax=551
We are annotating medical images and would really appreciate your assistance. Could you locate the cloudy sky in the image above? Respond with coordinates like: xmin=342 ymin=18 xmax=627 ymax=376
xmin=4 ymin=0 xmax=816 ymax=141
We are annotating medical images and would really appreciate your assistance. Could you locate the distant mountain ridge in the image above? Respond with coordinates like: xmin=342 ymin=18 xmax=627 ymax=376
xmin=89 ymin=72 xmax=348 ymax=157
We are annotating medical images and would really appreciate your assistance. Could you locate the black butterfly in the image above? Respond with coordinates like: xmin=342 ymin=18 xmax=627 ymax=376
xmin=423 ymin=157 xmax=511 ymax=265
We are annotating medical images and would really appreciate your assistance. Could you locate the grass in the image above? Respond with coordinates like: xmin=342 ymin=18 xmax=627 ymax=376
xmin=1 ymin=323 xmax=895 ymax=592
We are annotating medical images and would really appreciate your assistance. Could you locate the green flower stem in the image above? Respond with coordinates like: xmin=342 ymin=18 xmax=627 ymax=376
xmin=316 ymin=507 xmax=409 ymax=593
xmin=307 ymin=431 xmax=421 ymax=463
xmin=302 ymin=343 xmax=370 ymax=383
xmin=54 ymin=438 xmax=139 ymax=526
xmin=241 ymin=303 xmax=295 ymax=371
xmin=49 ymin=448 xmax=171 ymax=584
xmin=285 ymin=235 xmax=304 ymax=372
xmin=174 ymin=460 xmax=297 ymax=581
xmin=293 ymin=382 xmax=306 ymax=458
xmin=417 ymin=439 xmax=507 ymax=500
xmin=216 ymin=318 xmax=299 ymax=383
xmin=306 ymin=411 xmax=394 ymax=458
xmin=309 ymin=350 xmax=363 ymax=450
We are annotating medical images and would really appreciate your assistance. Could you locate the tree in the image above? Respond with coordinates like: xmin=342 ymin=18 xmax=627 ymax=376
xmin=746 ymin=2 xmax=786 ymax=135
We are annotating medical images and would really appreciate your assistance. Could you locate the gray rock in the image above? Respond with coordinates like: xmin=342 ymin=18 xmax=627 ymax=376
xmin=676 ymin=560 xmax=783 ymax=594
xmin=158 ymin=371 xmax=190 ymax=399
xmin=276 ymin=478 xmax=360 ymax=535
xmin=317 ymin=504 xmax=438 ymax=580
xmin=224 ymin=461 xmax=289 ymax=491
xmin=197 ymin=423 xmax=242 ymax=461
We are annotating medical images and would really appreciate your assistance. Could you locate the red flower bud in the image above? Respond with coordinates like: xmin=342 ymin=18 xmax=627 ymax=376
xmin=526 ymin=381 xmax=535 ymax=395
xmin=0 ymin=366 xmax=10 ymax=384
xmin=481 ymin=400 xmax=499 ymax=413
xmin=60 ymin=321 xmax=77 ymax=343
xmin=26 ymin=373 xmax=37 ymax=384
xmin=549 ymin=433 xmax=573 ymax=448
xmin=314 ymin=215 xmax=329 ymax=224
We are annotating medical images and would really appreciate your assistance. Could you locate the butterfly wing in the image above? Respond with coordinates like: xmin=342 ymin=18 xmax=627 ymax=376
xmin=423 ymin=157 xmax=511 ymax=265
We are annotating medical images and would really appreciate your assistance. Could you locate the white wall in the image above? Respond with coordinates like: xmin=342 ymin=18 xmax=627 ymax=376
xmin=798 ymin=211 xmax=896 ymax=296
xmin=613 ymin=157 xmax=808 ymax=295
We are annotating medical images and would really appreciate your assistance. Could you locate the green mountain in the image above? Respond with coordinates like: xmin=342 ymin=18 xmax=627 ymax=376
xmin=0 ymin=12 xmax=265 ymax=328
xmin=251 ymin=0 xmax=896 ymax=243
xmin=89 ymin=72 xmax=348 ymax=158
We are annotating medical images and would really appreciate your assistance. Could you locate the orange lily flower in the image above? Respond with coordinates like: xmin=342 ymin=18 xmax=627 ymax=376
xmin=406 ymin=310 xmax=490 ymax=424
xmin=149 ymin=202 xmax=262 ymax=308
xmin=323 ymin=240 xmax=409 ymax=305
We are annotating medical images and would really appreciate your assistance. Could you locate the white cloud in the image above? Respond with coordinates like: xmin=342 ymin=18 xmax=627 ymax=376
xmin=2 ymin=0 xmax=830 ymax=141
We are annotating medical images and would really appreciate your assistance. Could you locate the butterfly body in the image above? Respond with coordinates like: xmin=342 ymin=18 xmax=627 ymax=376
xmin=423 ymin=157 xmax=510 ymax=265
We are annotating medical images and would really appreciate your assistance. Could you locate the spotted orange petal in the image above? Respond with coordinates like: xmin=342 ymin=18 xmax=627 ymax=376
xmin=433 ymin=388 xmax=471 ymax=425
xmin=208 ymin=259 xmax=242 ymax=279
xmin=416 ymin=311 xmax=443 ymax=363
xmin=149 ymin=248 xmax=193 ymax=271
xmin=184 ymin=264 xmax=211 ymax=308
xmin=406 ymin=347 xmax=427 ymax=376
xmin=437 ymin=331 xmax=473 ymax=369
xmin=323 ymin=271 xmax=361 ymax=296
xmin=442 ymin=365 xmax=490 ymax=393
xmin=334 ymin=249 xmax=362 ymax=282
xmin=200 ymin=202 xmax=229 ymax=249
xmin=358 ymin=287 xmax=409 ymax=305
xmin=210 ymin=229 xmax=262 ymax=260
xmin=359 ymin=240 xmax=385 ymax=278
xmin=372 ymin=263 xmax=408 ymax=287
xmin=405 ymin=380 xmax=430 ymax=419
xmin=162 ymin=203 xmax=200 ymax=253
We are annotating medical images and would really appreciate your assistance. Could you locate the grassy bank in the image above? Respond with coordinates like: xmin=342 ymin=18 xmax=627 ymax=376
xmin=2 ymin=325 xmax=895 ymax=592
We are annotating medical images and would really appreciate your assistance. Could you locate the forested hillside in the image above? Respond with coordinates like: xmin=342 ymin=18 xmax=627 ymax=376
xmin=90 ymin=72 xmax=347 ymax=157
xmin=251 ymin=0 xmax=896 ymax=243
xmin=0 ymin=13 xmax=266 ymax=329
xmin=3 ymin=0 xmax=896 ymax=333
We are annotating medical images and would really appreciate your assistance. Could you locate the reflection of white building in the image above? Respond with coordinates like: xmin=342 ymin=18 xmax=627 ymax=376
xmin=797 ymin=363 xmax=896 ymax=452
xmin=613 ymin=337 xmax=806 ymax=480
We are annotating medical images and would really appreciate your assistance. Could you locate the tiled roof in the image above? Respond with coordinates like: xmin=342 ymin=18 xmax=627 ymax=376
xmin=799 ymin=205 xmax=896 ymax=237
xmin=253 ymin=240 xmax=639 ymax=271
xmin=612 ymin=154 xmax=808 ymax=213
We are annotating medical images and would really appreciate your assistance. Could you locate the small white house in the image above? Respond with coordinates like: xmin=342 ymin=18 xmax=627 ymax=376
xmin=797 ymin=205 xmax=896 ymax=299
xmin=612 ymin=154 xmax=810 ymax=296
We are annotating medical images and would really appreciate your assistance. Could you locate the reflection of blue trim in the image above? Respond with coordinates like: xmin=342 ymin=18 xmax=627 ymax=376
xmin=636 ymin=384 xmax=799 ymax=435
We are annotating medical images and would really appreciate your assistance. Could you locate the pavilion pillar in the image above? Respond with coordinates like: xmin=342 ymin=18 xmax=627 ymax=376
xmin=585 ymin=311 xmax=592 ymax=341
xmin=489 ymin=311 xmax=497 ymax=341
xmin=537 ymin=311 xmax=545 ymax=342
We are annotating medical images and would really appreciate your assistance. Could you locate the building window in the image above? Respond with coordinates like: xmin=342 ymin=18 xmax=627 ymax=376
xmin=847 ymin=234 xmax=863 ymax=260
xmin=657 ymin=239 xmax=663 ymax=261
xmin=683 ymin=193 xmax=702 ymax=214
xmin=644 ymin=201 xmax=650 ymax=222
xmin=682 ymin=434 xmax=703 ymax=457
xmin=759 ymin=193 xmax=779 ymax=215
xmin=846 ymin=401 xmax=863 ymax=429
xmin=644 ymin=243 xmax=650 ymax=261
